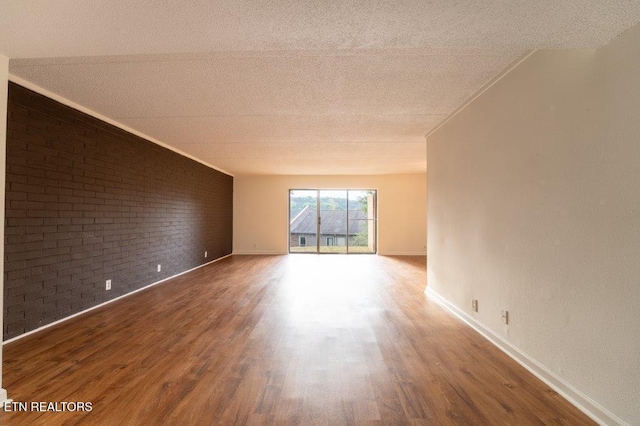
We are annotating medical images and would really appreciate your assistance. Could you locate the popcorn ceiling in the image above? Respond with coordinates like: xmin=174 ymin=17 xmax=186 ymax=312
xmin=2 ymin=1 xmax=639 ymax=57
xmin=3 ymin=1 xmax=640 ymax=174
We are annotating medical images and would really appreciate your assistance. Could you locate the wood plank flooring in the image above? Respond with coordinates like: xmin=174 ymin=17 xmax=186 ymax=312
xmin=1 ymin=255 xmax=593 ymax=425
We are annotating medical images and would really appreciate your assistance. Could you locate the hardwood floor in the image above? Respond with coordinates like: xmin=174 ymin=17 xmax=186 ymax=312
xmin=1 ymin=255 xmax=593 ymax=425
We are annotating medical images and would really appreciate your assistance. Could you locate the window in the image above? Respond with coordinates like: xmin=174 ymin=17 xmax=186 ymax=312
xmin=289 ymin=189 xmax=377 ymax=254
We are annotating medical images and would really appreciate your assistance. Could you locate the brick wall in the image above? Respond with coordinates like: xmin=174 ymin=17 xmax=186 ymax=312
xmin=4 ymin=83 xmax=233 ymax=340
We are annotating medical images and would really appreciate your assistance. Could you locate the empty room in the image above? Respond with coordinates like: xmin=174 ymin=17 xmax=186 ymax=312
xmin=1 ymin=2 xmax=639 ymax=425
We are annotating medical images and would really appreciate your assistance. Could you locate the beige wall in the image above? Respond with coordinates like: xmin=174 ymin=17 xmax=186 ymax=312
xmin=234 ymin=174 xmax=427 ymax=255
xmin=427 ymin=24 xmax=640 ymax=425
xmin=0 ymin=53 xmax=9 ymax=401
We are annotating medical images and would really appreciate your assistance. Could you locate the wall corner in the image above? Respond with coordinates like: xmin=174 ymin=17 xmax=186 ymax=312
xmin=1 ymin=53 xmax=10 ymax=402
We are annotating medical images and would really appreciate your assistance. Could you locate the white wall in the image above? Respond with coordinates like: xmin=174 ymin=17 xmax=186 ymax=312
xmin=0 ymin=53 xmax=9 ymax=402
xmin=427 ymin=24 xmax=640 ymax=425
xmin=234 ymin=174 xmax=426 ymax=255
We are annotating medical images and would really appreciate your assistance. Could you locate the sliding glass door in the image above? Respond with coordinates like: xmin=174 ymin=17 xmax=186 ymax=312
xmin=289 ymin=189 xmax=376 ymax=254
xmin=289 ymin=190 xmax=318 ymax=253
xmin=319 ymin=190 xmax=347 ymax=253
xmin=347 ymin=190 xmax=376 ymax=253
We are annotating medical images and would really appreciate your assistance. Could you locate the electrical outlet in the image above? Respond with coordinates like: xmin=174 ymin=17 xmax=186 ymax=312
xmin=253 ymin=243 xmax=258 ymax=248
xmin=471 ymin=299 xmax=478 ymax=312
xmin=501 ymin=310 xmax=509 ymax=325
xmin=205 ymin=251 xmax=208 ymax=258
xmin=106 ymin=279 xmax=111 ymax=290
xmin=157 ymin=264 xmax=161 ymax=272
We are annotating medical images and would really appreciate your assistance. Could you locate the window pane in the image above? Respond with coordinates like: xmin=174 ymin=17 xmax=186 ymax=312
xmin=319 ymin=190 xmax=347 ymax=253
xmin=290 ymin=190 xmax=317 ymax=253
xmin=347 ymin=219 xmax=376 ymax=253
xmin=348 ymin=190 xmax=375 ymax=220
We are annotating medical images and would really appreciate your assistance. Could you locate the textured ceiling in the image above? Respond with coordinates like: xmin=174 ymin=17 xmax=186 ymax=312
xmin=2 ymin=1 xmax=640 ymax=175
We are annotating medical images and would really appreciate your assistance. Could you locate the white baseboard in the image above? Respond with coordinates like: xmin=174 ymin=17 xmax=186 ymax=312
xmin=3 ymin=254 xmax=233 ymax=346
xmin=232 ymin=251 xmax=286 ymax=255
xmin=425 ymin=287 xmax=626 ymax=426
xmin=378 ymin=251 xmax=427 ymax=256
xmin=232 ymin=251 xmax=426 ymax=256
